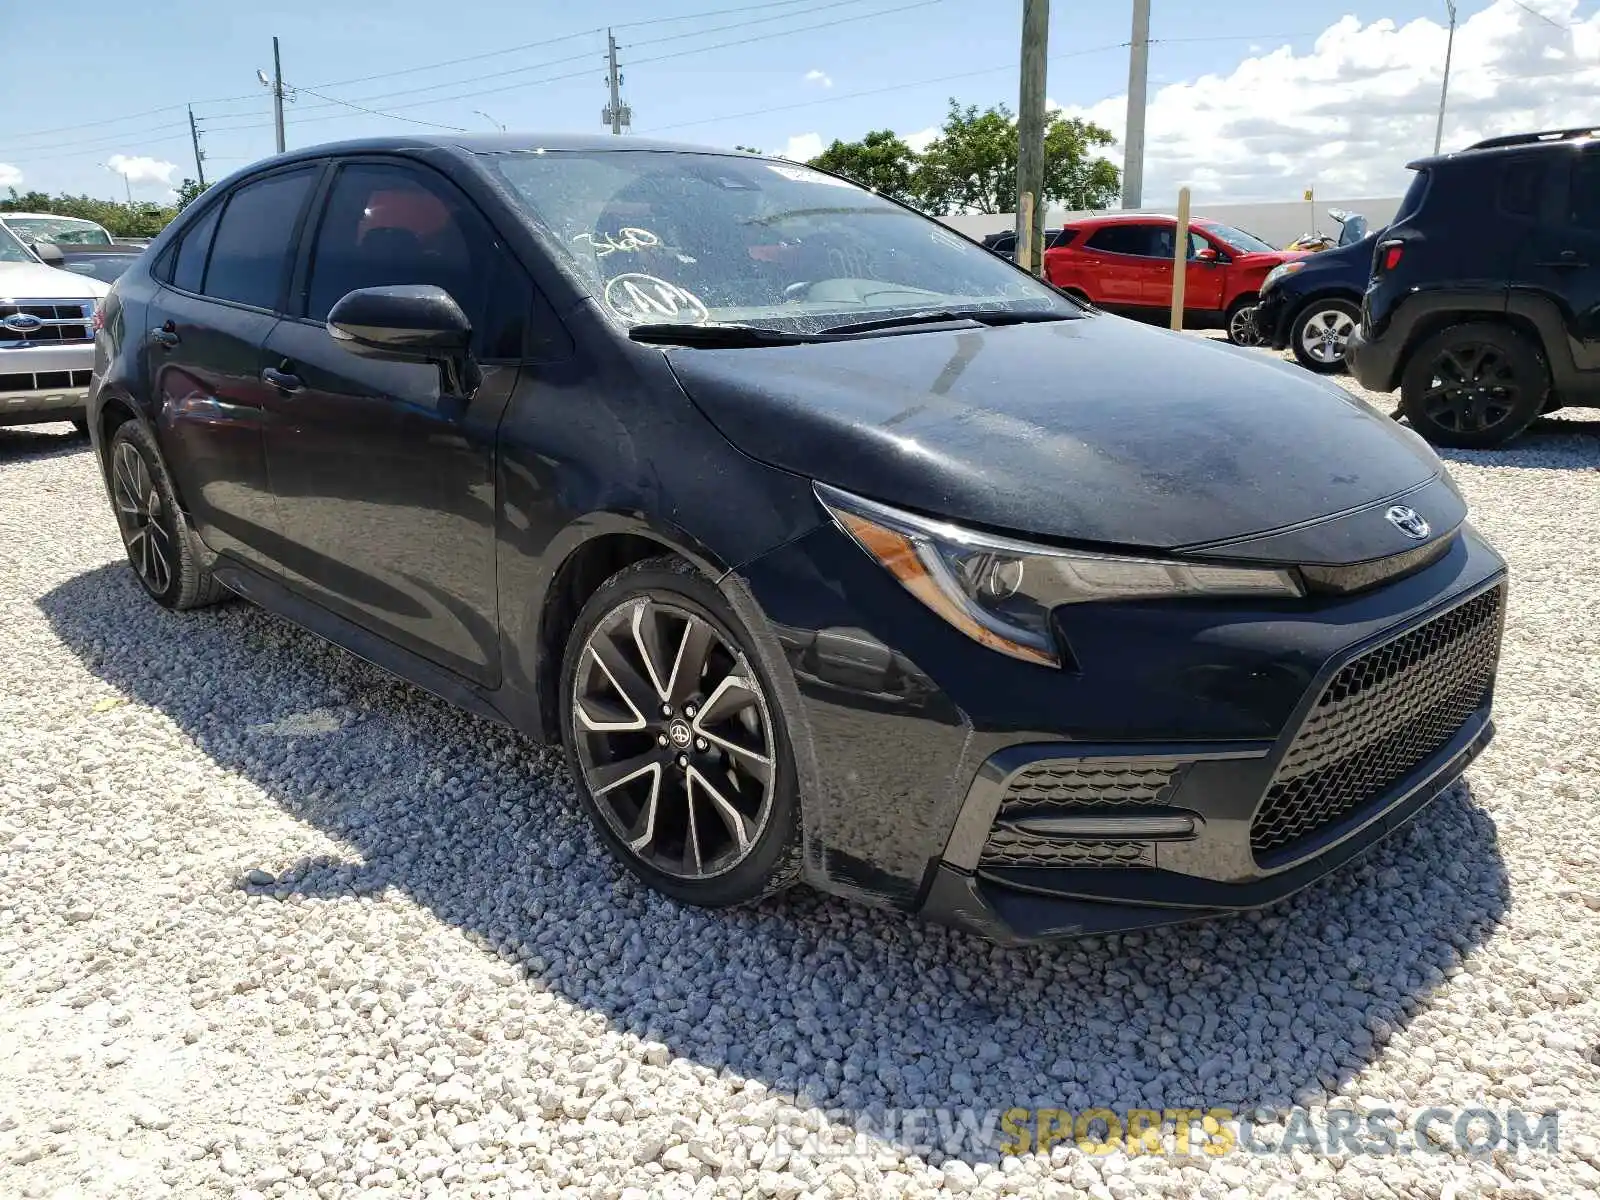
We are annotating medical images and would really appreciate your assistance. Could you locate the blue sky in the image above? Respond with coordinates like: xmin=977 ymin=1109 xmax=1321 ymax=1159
xmin=2 ymin=1 xmax=1593 ymax=203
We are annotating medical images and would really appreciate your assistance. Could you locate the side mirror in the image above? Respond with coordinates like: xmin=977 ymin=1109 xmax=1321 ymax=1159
xmin=327 ymin=285 xmax=480 ymax=396
xmin=32 ymin=241 xmax=65 ymax=267
xmin=1194 ymin=247 xmax=1220 ymax=265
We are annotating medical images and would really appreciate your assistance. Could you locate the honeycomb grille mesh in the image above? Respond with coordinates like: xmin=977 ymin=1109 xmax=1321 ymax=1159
xmin=979 ymin=830 xmax=1155 ymax=869
xmin=1251 ymin=586 xmax=1503 ymax=860
xmin=998 ymin=761 xmax=1180 ymax=814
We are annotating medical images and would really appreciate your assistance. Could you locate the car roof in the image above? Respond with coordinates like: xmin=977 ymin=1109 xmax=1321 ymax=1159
xmin=1062 ymin=212 xmax=1218 ymax=228
xmin=1408 ymin=126 xmax=1600 ymax=170
xmin=1 ymin=212 xmax=108 ymax=222
xmin=255 ymin=132 xmax=754 ymax=169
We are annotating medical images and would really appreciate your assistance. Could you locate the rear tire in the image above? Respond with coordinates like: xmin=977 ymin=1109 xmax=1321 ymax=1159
xmin=558 ymin=556 xmax=802 ymax=909
xmin=107 ymin=422 xmax=229 ymax=610
xmin=1290 ymin=298 xmax=1360 ymax=374
xmin=1399 ymin=323 xmax=1548 ymax=449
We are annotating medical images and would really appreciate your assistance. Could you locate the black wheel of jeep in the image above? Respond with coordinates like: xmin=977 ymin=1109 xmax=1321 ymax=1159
xmin=1226 ymin=298 xmax=1265 ymax=347
xmin=1290 ymin=298 xmax=1360 ymax=374
xmin=559 ymin=556 xmax=802 ymax=908
xmin=1400 ymin=323 xmax=1548 ymax=449
xmin=108 ymin=422 xmax=229 ymax=610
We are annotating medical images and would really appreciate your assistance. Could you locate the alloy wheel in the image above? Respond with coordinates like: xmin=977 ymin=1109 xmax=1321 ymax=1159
xmin=1228 ymin=304 xmax=1264 ymax=346
xmin=571 ymin=597 xmax=776 ymax=880
xmin=112 ymin=440 xmax=173 ymax=595
xmin=1298 ymin=307 xmax=1356 ymax=365
xmin=1420 ymin=343 xmax=1521 ymax=434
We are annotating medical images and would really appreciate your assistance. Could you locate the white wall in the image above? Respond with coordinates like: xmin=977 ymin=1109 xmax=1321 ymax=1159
xmin=938 ymin=196 xmax=1404 ymax=251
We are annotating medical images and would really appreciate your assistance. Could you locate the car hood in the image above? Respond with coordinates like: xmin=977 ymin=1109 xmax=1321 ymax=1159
xmin=666 ymin=315 xmax=1460 ymax=563
xmin=0 ymin=261 xmax=109 ymax=299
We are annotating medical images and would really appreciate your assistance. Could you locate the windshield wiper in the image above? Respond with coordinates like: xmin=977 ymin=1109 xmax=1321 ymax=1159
xmin=816 ymin=309 xmax=1075 ymax=337
xmin=627 ymin=322 xmax=819 ymax=347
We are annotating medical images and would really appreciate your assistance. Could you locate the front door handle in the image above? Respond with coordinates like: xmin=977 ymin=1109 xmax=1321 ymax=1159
xmin=1536 ymin=250 xmax=1589 ymax=268
xmin=261 ymin=366 xmax=303 ymax=393
xmin=149 ymin=323 xmax=179 ymax=349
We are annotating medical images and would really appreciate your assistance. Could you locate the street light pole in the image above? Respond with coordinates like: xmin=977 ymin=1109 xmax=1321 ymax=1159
xmin=1433 ymin=1 xmax=1458 ymax=155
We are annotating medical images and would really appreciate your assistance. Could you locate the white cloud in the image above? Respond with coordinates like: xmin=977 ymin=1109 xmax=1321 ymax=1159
xmin=904 ymin=126 xmax=940 ymax=153
xmin=1054 ymin=0 xmax=1600 ymax=202
xmin=781 ymin=133 xmax=825 ymax=161
xmin=0 ymin=162 xmax=20 ymax=189
xmin=106 ymin=154 xmax=178 ymax=188
xmin=804 ymin=68 xmax=833 ymax=89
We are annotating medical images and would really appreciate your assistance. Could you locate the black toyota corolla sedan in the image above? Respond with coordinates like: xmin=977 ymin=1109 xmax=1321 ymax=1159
xmin=87 ymin=135 xmax=1506 ymax=944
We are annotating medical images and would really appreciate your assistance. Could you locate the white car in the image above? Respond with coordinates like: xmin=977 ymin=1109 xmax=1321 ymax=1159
xmin=1 ymin=223 xmax=109 ymax=432
xmin=0 ymin=212 xmax=116 ymax=247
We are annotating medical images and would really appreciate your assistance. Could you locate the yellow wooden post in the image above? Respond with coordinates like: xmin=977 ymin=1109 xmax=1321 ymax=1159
xmin=1170 ymin=186 xmax=1191 ymax=330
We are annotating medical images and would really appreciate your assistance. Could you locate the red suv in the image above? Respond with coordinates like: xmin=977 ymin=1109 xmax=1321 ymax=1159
xmin=1043 ymin=214 xmax=1307 ymax=344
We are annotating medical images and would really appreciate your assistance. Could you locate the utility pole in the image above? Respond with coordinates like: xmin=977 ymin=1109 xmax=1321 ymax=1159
xmin=1433 ymin=1 xmax=1458 ymax=155
xmin=1014 ymin=0 xmax=1049 ymax=276
xmin=272 ymin=36 xmax=287 ymax=154
xmin=188 ymin=105 xmax=207 ymax=187
xmin=1122 ymin=0 xmax=1151 ymax=209
xmin=602 ymin=30 xmax=631 ymax=135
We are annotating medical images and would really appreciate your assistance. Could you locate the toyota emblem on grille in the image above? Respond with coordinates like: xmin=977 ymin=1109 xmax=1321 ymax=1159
xmin=1385 ymin=505 xmax=1430 ymax=540
xmin=2 ymin=313 xmax=44 ymax=334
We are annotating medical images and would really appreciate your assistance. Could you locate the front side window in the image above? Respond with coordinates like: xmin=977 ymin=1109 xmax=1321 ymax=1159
xmin=304 ymin=162 xmax=526 ymax=358
xmin=203 ymin=168 xmax=318 ymax=309
xmin=4 ymin=216 xmax=113 ymax=245
xmin=484 ymin=150 xmax=1075 ymax=333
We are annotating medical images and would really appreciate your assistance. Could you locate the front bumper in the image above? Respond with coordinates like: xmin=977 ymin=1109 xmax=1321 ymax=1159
xmin=0 ymin=342 xmax=94 ymax=426
xmin=1344 ymin=322 xmax=1400 ymax=394
xmin=735 ymin=519 xmax=1508 ymax=943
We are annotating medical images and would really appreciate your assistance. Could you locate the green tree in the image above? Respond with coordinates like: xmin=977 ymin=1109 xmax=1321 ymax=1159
xmin=806 ymin=130 xmax=919 ymax=203
xmin=911 ymin=99 xmax=1120 ymax=215
xmin=3 ymin=187 xmax=181 ymax=238
xmin=174 ymin=178 xmax=211 ymax=211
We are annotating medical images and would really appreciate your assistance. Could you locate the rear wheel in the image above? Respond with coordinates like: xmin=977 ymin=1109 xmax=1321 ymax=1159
xmin=559 ymin=557 xmax=801 ymax=908
xmin=1290 ymin=299 xmax=1360 ymax=374
xmin=1399 ymin=323 xmax=1548 ymax=449
xmin=1226 ymin=297 xmax=1264 ymax=346
xmin=108 ymin=422 xmax=228 ymax=609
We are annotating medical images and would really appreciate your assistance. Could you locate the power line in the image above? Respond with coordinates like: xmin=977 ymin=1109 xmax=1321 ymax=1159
xmin=645 ymin=41 xmax=1129 ymax=134
xmin=1508 ymin=0 xmax=1570 ymax=30
xmin=628 ymin=0 xmax=954 ymax=71
xmin=288 ymin=86 xmax=470 ymax=132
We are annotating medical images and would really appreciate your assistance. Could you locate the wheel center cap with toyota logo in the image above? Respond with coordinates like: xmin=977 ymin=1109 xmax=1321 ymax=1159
xmin=2 ymin=313 xmax=44 ymax=334
xmin=668 ymin=719 xmax=693 ymax=748
xmin=1385 ymin=505 xmax=1430 ymax=540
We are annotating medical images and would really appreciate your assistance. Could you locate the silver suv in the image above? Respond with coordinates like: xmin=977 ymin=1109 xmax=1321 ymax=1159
xmin=0 ymin=223 xmax=108 ymax=431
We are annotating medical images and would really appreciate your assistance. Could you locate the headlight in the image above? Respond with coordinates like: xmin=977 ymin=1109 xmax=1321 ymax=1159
xmin=816 ymin=484 xmax=1304 ymax=667
xmin=1262 ymin=261 xmax=1306 ymax=292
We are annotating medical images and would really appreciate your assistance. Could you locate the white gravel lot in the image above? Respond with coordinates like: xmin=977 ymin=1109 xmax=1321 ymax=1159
xmin=2 ymin=369 xmax=1600 ymax=1200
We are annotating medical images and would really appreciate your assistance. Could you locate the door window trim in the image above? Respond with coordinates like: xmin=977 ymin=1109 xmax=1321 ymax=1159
xmin=160 ymin=160 xmax=330 ymax=316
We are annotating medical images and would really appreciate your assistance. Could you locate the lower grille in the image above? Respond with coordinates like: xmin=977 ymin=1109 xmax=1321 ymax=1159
xmin=980 ymin=830 xmax=1155 ymax=869
xmin=0 ymin=368 xmax=92 ymax=395
xmin=1251 ymin=585 xmax=1504 ymax=860
xmin=997 ymin=760 xmax=1182 ymax=815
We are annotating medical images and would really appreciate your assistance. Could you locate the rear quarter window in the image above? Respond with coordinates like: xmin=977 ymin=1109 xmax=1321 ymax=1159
xmin=1050 ymin=229 xmax=1079 ymax=248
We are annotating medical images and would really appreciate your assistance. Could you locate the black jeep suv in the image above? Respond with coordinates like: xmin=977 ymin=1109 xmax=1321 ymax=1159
xmin=1348 ymin=126 xmax=1600 ymax=448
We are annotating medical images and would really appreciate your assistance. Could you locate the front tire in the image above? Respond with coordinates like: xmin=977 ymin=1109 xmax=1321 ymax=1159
xmin=1226 ymin=297 xmax=1264 ymax=346
xmin=558 ymin=556 xmax=802 ymax=908
xmin=107 ymin=422 xmax=228 ymax=610
xmin=1399 ymin=323 xmax=1548 ymax=449
xmin=1290 ymin=298 xmax=1360 ymax=374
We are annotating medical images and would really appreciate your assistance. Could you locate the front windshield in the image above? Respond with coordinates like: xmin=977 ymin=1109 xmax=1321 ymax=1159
xmin=485 ymin=150 xmax=1076 ymax=332
xmin=0 ymin=223 xmax=33 ymax=264
xmin=5 ymin=216 xmax=113 ymax=246
xmin=1201 ymin=222 xmax=1277 ymax=254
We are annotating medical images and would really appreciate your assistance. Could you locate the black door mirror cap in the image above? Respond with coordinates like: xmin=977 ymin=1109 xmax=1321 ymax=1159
xmin=326 ymin=285 xmax=472 ymax=361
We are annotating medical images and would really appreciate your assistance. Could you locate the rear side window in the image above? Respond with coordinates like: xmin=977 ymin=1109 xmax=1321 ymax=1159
xmin=1086 ymin=225 xmax=1161 ymax=257
xmin=1571 ymin=152 xmax=1600 ymax=229
xmin=989 ymin=233 xmax=1015 ymax=253
xmin=203 ymin=168 xmax=319 ymax=309
xmin=1499 ymin=160 xmax=1545 ymax=217
xmin=170 ymin=204 xmax=220 ymax=294
xmin=1393 ymin=169 xmax=1430 ymax=223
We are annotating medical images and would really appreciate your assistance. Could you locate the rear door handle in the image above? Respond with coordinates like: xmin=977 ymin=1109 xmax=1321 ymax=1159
xmin=1536 ymin=251 xmax=1589 ymax=268
xmin=261 ymin=366 xmax=303 ymax=393
xmin=148 ymin=325 xmax=179 ymax=348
